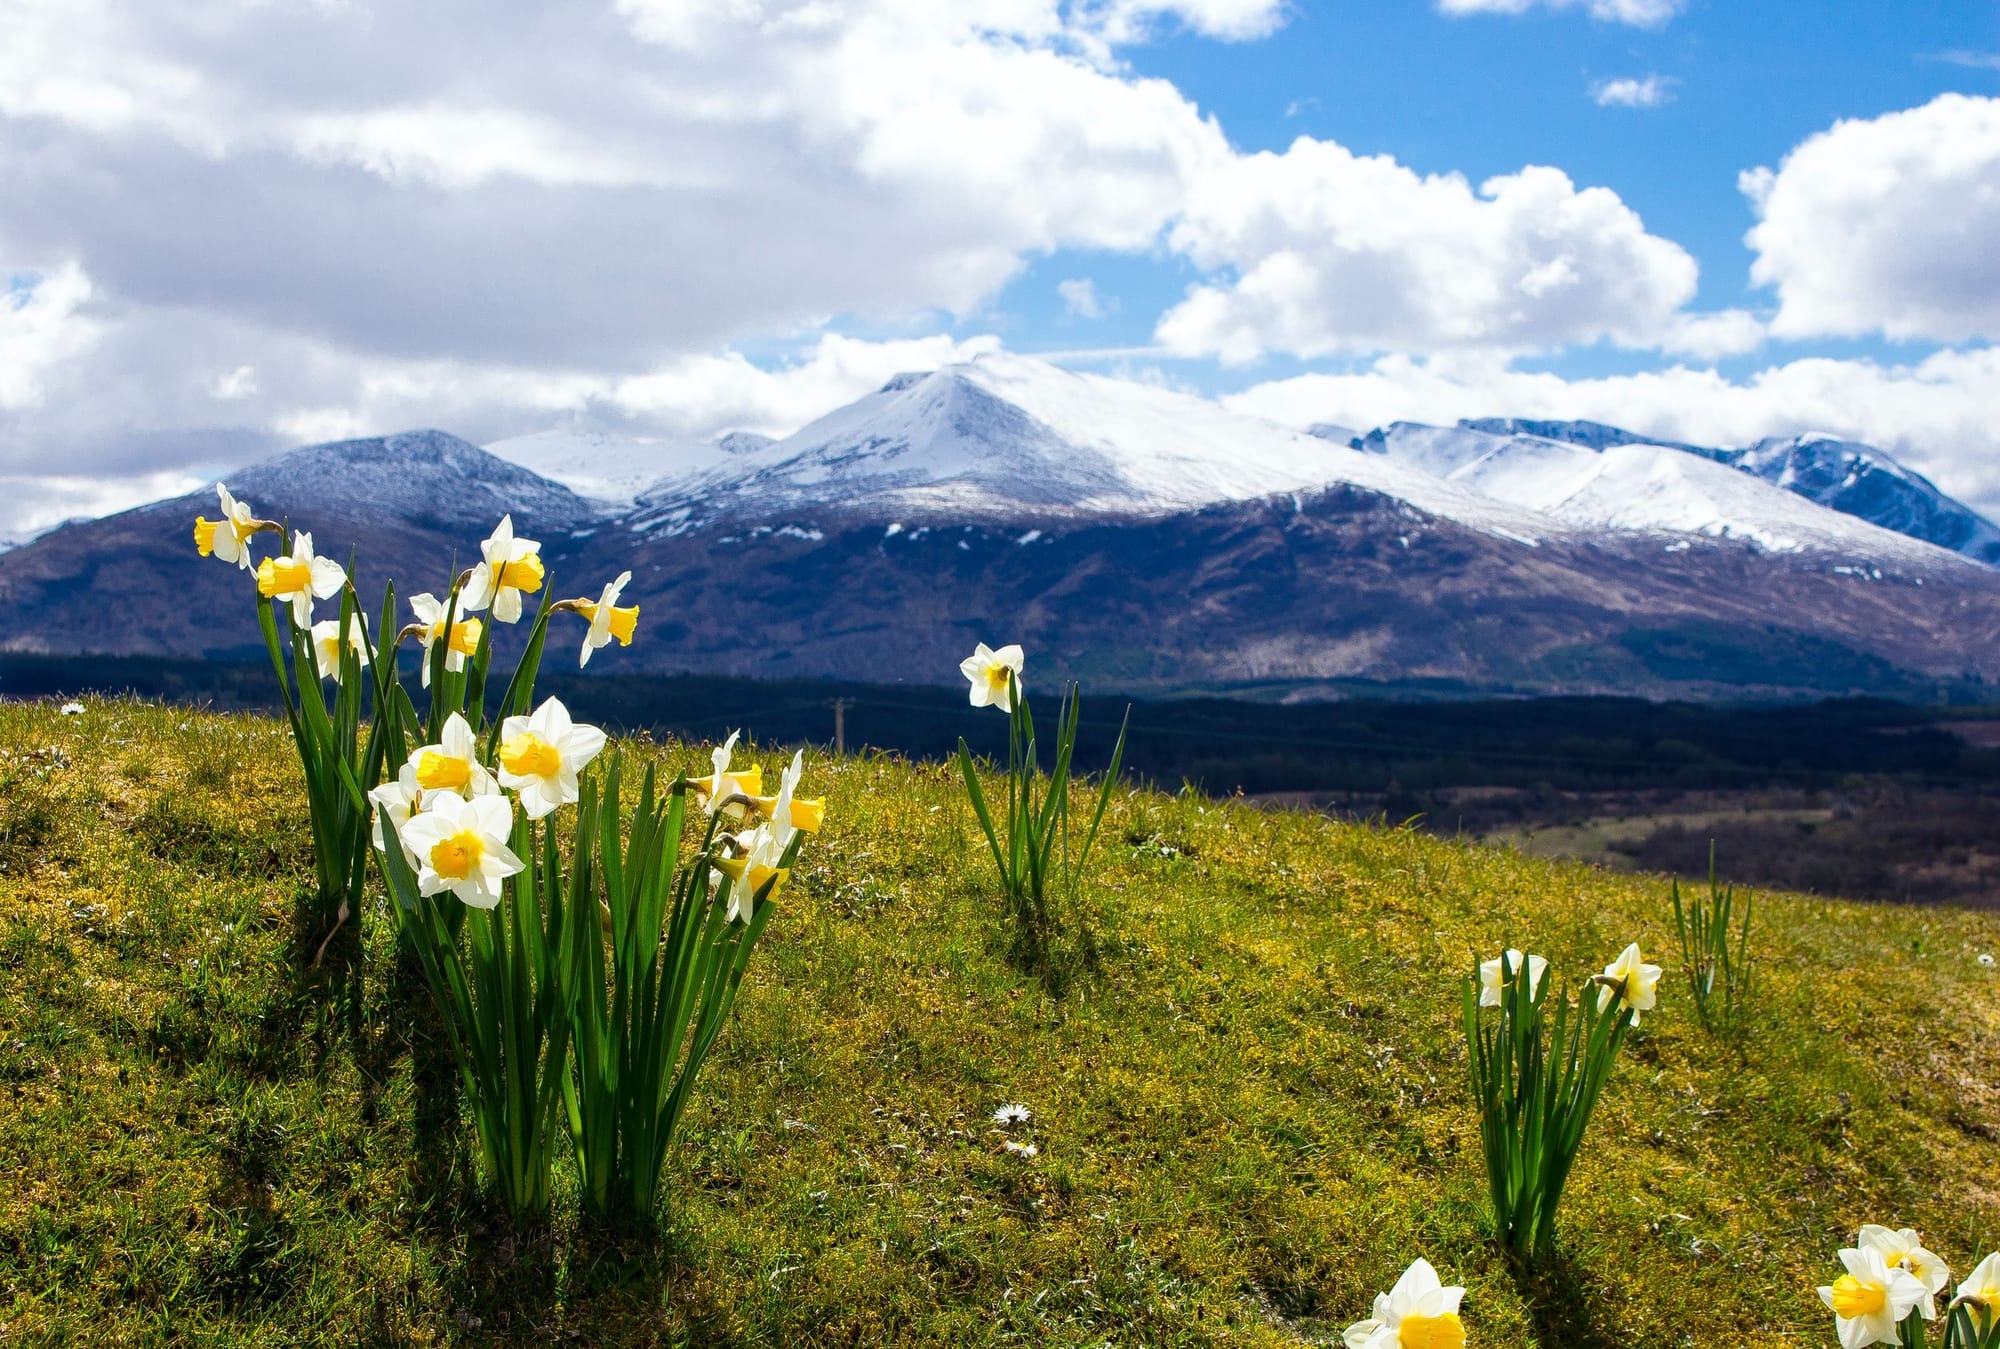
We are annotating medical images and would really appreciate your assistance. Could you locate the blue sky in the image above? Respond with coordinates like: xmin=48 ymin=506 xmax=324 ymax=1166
xmin=988 ymin=1 xmax=2000 ymax=383
xmin=1 ymin=0 xmax=1998 ymax=537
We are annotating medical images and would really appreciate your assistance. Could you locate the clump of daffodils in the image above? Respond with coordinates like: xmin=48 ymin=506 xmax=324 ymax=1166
xmin=1345 ymin=1259 xmax=1466 ymax=1349
xmin=953 ymin=640 xmax=1128 ymax=982
xmin=191 ymin=483 xmax=646 ymax=959
xmin=1465 ymin=942 xmax=1658 ymax=1260
xmin=1818 ymin=1225 xmax=2000 ymax=1348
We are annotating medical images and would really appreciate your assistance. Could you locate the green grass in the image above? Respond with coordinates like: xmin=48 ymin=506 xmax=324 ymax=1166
xmin=3 ymin=698 xmax=1999 ymax=1345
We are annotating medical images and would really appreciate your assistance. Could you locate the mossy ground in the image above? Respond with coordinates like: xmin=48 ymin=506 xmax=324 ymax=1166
xmin=3 ymin=698 xmax=1999 ymax=1345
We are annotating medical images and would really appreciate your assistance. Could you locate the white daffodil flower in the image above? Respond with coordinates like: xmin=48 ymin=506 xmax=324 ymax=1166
xmin=715 ymin=752 xmax=802 ymax=923
xmin=1343 ymin=1258 xmax=1466 ymax=1349
xmin=461 ymin=515 xmax=545 ymax=624
xmin=1820 ymin=1245 xmax=1927 ymax=1349
xmin=691 ymin=731 xmax=763 ymax=818
xmin=1478 ymin=949 xmax=1547 ymax=1008
xmin=750 ymin=748 xmax=824 ymax=834
xmin=310 ymin=612 xmax=371 ymax=684
xmin=495 ymin=696 xmax=607 ymax=820
xmin=193 ymin=483 xmax=262 ymax=570
xmin=1594 ymin=942 xmax=1663 ymax=1025
xmin=255 ymin=530 xmax=347 ymax=627
xmin=1956 ymin=1252 xmax=2000 ymax=1327
xmin=408 ymin=593 xmax=483 ymax=688
xmin=398 ymin=792 xmax=524 ymax=909
xmin=960 ymin=642 xmax=1025 ymax=713
xmin=574 ymin=570 xmax=639 ymax=667
xmin=407 ymin=713 xmax=498 ymax=800
xmin=1858 ymin=1225 xmax=1949 ymax=1320
xmin=368 ymin=761 xmax=428 ymax=861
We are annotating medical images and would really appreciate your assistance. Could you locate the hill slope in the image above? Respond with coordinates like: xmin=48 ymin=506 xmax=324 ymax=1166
xmin=3 ymin=701 xmax=1999 ymax=1345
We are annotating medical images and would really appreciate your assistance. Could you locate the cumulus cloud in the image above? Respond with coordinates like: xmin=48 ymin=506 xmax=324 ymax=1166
xmin=1437 ymin=0 xmax=1683 ymax=27
xmin=1224 ymin=345 xmax=2000 ymax=515
xmin=1743 ymin=93 xmax=2000 ymax=344
xmin=1155 ymin=142 xmax=1753 ymax=362
xmin=1591 ymin=75 xmax=1675 ymax=108
xmin=1058 ymin=278 xmax=1107 ymax=319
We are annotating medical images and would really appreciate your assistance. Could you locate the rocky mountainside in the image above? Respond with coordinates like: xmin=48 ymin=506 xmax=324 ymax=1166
xmin=5 ymin=358 xmax=1998 ymax=699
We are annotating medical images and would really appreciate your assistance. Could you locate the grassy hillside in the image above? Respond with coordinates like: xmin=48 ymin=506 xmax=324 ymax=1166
xmin=3 ymin=699 xmax=1999 ymax=1346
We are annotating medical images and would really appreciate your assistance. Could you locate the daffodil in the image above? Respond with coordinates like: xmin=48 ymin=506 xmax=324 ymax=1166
xmin=960 ymin=642 xmax=1024 ymax=713
xmin=368 ymin=760 xmax=433 ymax=862
xmin=713 ymin=749 xmax=803 ymax=922
xmin=407 ymin=593 xmax=483 ymax=687
xmin=397 ymin=792 xmax=524 ymax=909
xmin=1819 ymin=1245 xmax=1927 ymax=1349
xmin=750 ymin=749 xmax=824 ymax=833
xmin=495 ymin=696 xmax=607 ymax=820
xmin=1593 ymin=942 xmax=1663 ymax=1025
xmin=567 ymin=570 xmax=638 ymax=667
xmin=461 ymin=515 xmax=546 ymax=624
xmin=690 ymin=730 xmax=763 ymax=818
xmin=406 ymin=713 xmax=497 ymax=800
xmin=310 ymin=612 xmax=371 ymax=684
xmin=192 ymin=483 xmax=267 ymax=570
xmin=255 ymin=530 xmax=347 ymax=627
xmin=1343 ymin=1258 xmax=1467 ymax=1349
xmin=1857 ymin=1225 xmax=1948 ymax=1320
xmin=1955 ymin=1252 xmax=2000 ymax=1327
xmin=1478 ymin=950 xmax=1546 ymax=1007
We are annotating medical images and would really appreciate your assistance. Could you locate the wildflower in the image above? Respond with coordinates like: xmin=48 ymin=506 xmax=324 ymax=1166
xmin=750 ymin=749 xmax=824 ymax=832
xmin=407 ymin=593 xmax=483 ymax=688
xmin=255 ymin=531 xmax=347 ymax=626
xmin=1981 ymin=953 xmax=1995 ymax=968
xmin=368 ymin=761 xmax=429 ymax=861
xmin=461 ymin=515 xmax=545 ymax=624
xmin=495 ymin=697 xmax=607 ymax=820
xmin=690 ymin=731 xmax=763 ymax=818
xmin=1594 ymin=942 xmax=1663 ymax=1025
xmin=407 ymin=713 xmax=497 ymax=799
xmin=310 ymin=613 xmax=371 ymax=684
xmin=960 ymin=642 xmax=1024 ymax=713
xmin=714 ymin=749 xmax=806 ymax=922
xmin=1857 ymin=1225 xmax=1948 ymax=1320
xmin=192 ymin=483 xmax=268 ymax=570
xmin=1955 ymin=1252 xmax=2000 ymax=1326
xmin=59 ymin=701 xmax=84 ymax=717
xmin=992 ymin=1104 xmax=1031 ymax=1127
xmin=1343 ymin=1258 xmax=1466 ymax=1349
xmin=1478 ymin=950 xmax=1547 ymax=1007
xmin=397 ymin=793 xmax=524 ymax=909
xmin=565 ymin=570 xmax=638 ymax=668
xmin=1002 ymin=1139 xmax=1039 ymax=1159
xmin=1819 ymin=1244 xmax=1926 ymax=1348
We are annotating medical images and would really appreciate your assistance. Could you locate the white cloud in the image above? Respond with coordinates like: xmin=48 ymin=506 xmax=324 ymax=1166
xmin=1224 ymin=345 xmax=2000 ymax=515
xmin=1080 ymin=0 xmax=1290 ymax=42
xmin=1156 ymin=142 xmax=1750 ymax=362
xmin=1437 ymin=0 xmax=1683 ymax=28
xmin=1744 ymin=93 xmax=2000 ymax=344
xmin=1591 ymin=75 xmax=1675 ymax=108
xmin=0 ymin=265 xmax=102 ymax=410
xmin=1058 ymin=278 xmax=1107 ymax=319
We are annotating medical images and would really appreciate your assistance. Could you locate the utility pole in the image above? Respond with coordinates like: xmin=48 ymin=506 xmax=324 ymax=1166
xmin=830 ymin=698 xmax=853 ymax=756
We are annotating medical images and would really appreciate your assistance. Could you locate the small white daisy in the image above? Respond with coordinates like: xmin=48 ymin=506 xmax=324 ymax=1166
xmin=59 ymin=702 xmax=84 ymax=717
xmin=1002 ymin=1139 xmax=1039 ymax=1159
xmin=1980 ymin=953 xmax=1995 ymax=968
xmin=992 ymin=1103 xmax=1032 ymax=1127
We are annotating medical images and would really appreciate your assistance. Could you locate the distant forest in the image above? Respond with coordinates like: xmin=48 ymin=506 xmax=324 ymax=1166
xmin=6 ymin=651 xmax=1999 ymax=796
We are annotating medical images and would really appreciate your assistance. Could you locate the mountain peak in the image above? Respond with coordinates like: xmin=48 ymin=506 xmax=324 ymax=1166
xmin=232 ymin=428 xmax=589 ymax=528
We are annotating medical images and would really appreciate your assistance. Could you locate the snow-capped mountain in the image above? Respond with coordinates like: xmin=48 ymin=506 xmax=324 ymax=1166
xmin=235 ymin=429 xmax=592 ymax=530
xmin=625 ymin=355 xmax=1548 ymax=539
xmin=485 ymin=428 xmax=773 ymax=508
xmin=1462 ymin=418 xmax=2000 ymax=563
xmin=1341 ymin=422 xmax=1953 ymax=566
xmin=9 ymin=355 xmax=2000 ymax=700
